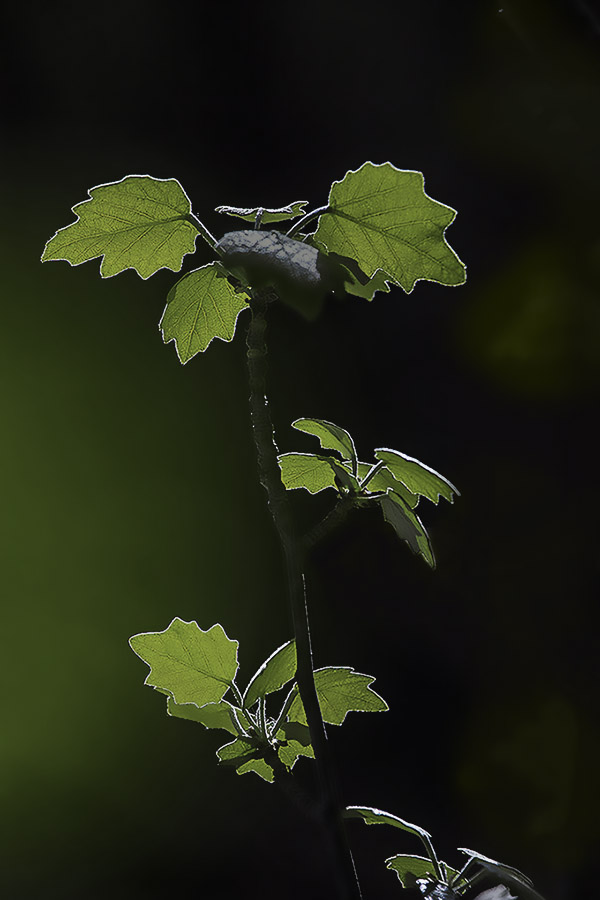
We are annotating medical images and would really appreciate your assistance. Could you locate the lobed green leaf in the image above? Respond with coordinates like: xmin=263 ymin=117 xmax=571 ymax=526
xmin=277 ymin=452 xmax=339 ymax=494
xmin=287 ymin=667 xmax=388 ymax=726
xmin=129 ymin=618 xmax=239 ymax=707
xmin=314 ymin=161 xmax=466 ymax=293
xmin=374 ymin=448 xmax=458 ymax=504
xmin=42 ymin=175 xmax=198 ymax=279
xmin=244 ymin=640 xmax=297 ymax=710
xmin=160 ymin=262 xmax=249 ymax=363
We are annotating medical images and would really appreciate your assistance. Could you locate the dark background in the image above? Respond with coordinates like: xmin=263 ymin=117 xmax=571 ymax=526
xmin=2 ymin=1 xmax=599 ymax=898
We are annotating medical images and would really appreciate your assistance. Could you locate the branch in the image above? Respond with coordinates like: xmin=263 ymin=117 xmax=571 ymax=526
xmin=246 ymin=293 xmax=362 ymax=900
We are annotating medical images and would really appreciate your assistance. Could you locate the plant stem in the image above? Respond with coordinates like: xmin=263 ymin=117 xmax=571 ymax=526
xmin=185 ymin=212 xmax=219 ymax=251
xmin=303 ymin=498 xmax=353 ymax=552
xmin=246 ymin=293 xmax=362 ymax=900
xmin=286 ymin=205 xmax=330 ymax=239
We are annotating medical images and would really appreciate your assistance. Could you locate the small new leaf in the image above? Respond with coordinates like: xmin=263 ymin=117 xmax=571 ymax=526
xmin=292 ymin=418 xmax=357 ymax=466
xmin=42 ymin=175 xmax=198 ymax=279
xmin=287 ymin=667 xmax=388 ymax=726
xmin=244 ymin=640 xmax=297 ymax=710
xmin=314 ymin=161 xmax=466 ymax=293
xmin=215 ymin=201 xmax=308 ymax=224
xmin=160 ymin=262 xmax=249 ymax=363
xmin=380 ymin=492 xmax=435 ymax=567
xmin=375 ymin=448 xmax=458 ymax=504
xmin=129 ymin=618 xmax=239 ymax=707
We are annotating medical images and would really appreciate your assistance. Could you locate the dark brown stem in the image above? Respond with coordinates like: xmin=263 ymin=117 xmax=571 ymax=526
xmin=246 ymin=293 xmax=362 ymax=900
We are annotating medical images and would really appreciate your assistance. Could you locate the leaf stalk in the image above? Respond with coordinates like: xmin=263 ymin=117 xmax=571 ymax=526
xmin=185 ymin=212 xmax=219 ymax=252
xmin=286 ymin=205 xmax=330 ymax=239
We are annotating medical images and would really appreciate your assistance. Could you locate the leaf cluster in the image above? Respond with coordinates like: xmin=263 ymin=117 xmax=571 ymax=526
xmin=278 ymin=418 xmax=458 ymax=567
xmin=347 ymin=807 xmax=545 ymax=899
xmin=129 ymin=618 xmax=387 ymax=783
xmin=42 ymin=162 xmax=465 ymax=363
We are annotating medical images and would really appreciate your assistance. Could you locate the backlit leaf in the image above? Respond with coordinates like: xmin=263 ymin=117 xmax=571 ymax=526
xmin=375 ymin=448 xmax=458 ymax=504
xmin=129 ymin=618 xmax=238 ymax=707
xmin=287 ymin=667 xmax=388 ymax=726
xmin=160 ymin=262 xmax=249 ymax=363
xmin=313 ymin=161 xmax=466 ymax=293
xmin=380 ymin=492 xmax=435 ymax=567
xmin=277 ymin=452 xmax=339 ymax=494
xmin=42 ymin=175 xmax=198 ymax=279
xmin=386 ymin=855 xmax=442 ymax=888
xmin=355 ymin=461 xmax=419 ymax=508
xmin=276 ymin=721 xmax=315 ymax=770
xmin=167 ymin=698 xmax=244 ymax=735
xmin=215 ymin=201 xmax=308 ymax=224
xmin=292 ymin=418 xmax=357 ymax=465
xmin=345 ymin=806 xmax=434 ymax=844
xmin=244 ymin=640 xmax=297 ymax=709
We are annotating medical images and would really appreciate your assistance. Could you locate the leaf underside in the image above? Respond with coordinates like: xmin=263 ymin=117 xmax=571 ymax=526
xmin=380 ymin=492 xmax=435 ymax=567
xmin=215 ymin=201 xmax=308 ymax=223
xmin=313 ymin=161 xmax=466 ymax=293
xmin=292 ymin=417 xmax=357 ymax=464
xmin=160 ymin=262 xmax=249 ymax=362
xmin=244 ymin=640 xmax=297 ymax=709
xmin=42 ymin=175 xmax=198 ymax=279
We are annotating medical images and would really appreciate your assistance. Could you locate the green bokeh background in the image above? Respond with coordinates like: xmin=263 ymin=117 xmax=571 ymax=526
xmin=2 ymin=1 xmax=599 ymax=898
